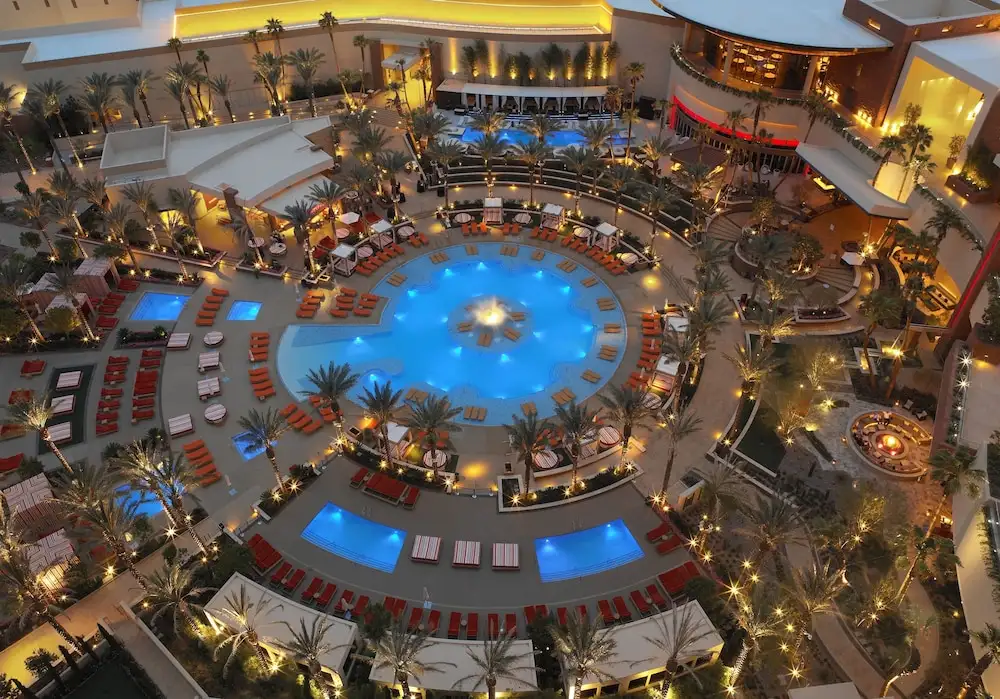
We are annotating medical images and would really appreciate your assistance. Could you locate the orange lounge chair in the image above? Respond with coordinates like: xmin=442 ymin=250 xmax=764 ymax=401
xmin=330 ymin=308 xmax=349 ymax=318
xmin=250 ymin=373 xmax=271 ymax=385
xmin=210 ymin=288 xmax=229 ymax=297
xmin=255 ymin=385 xmax=275 ymax=400
xmin=302 ymin=420 xmax=322 ymax=435
xmin=279 ymin=403 xmax=297 ymax=417
xmin=249 ymin=350 xmax=268 ymax=362
xmin=195 ymin=318 xmax=214 ymax=327
xmin=354 ymin=307 xmax=372 ymax=317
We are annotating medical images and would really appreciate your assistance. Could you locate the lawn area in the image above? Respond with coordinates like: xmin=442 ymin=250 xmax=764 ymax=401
xmin=735 ymin=404 xmax=786 ymax=471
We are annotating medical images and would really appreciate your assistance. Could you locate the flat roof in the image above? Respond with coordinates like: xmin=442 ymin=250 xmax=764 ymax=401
xmin=370 ymin=636 xmax=539 ymax=693
xmin=912 ymin=32 xmax=1000 ymax=94
xmin=650 ymin=0 xmax=890 ymax=52
xmin=796 ymin=144 xmax=913 ymax=219
xmin=205 ymin=573 xmax=357 ymax=674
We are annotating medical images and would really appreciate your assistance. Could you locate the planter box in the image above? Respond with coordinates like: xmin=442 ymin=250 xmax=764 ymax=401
xmin=945 ymin=174 xmax=998 ymax=204
xmin=969 ymin=323 xmax=1000 ymax=365
xmin=236 ymin=261 xmax=286 ymax=278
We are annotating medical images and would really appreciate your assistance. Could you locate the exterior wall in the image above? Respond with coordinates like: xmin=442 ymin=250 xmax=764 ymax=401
xmin=0 ymin=0 xmax=139 ymax=40
xmin=979 ymin=96 xmax=1000 ymax=154
xmin=610 ymin=11 xmax=683 ymax=99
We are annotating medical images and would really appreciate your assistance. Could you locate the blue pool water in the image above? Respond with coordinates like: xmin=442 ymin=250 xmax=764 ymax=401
xmin=227 ymin=300 xmax=262 ymax=321
xmin=232 ymin=431 xmax=275 ymax=461
xmin=302 ymin=503 xmax=406 ymax=572
xmin=277 ymin=243 xmax=626 ymax=424
xmin=115 ymin=485 xmax=163 ymax=518
xmin=130 ymin=292 xmax=190 ymax=321
xmin=535 ymin=519 xmax=644 ymax=582
xmin=461 ymin=128 xmax=629 ymax=149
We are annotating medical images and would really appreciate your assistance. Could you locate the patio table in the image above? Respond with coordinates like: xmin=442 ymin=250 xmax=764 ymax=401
xmin=268 ymin=242 xmax=287 ymax=256
xmin=574 ymin=226 xmax=589 ymax=238
xmin=514 ymin=213 xmax=532 ymax=224
xmin=203 ymin=331 xmax=224 ymax=347
xmin=357 ymin=246 xmax=373 ymax=259
xmin=599 ymin=426 xmax=622 ymax=445
xmin=56 ymin=371 xmax=82 ymax=390
xmin=619 ymin=252 xmax=638 ymax=265
xmin=454 ymin=212 xmax=473 ymax=224
xmin=248 ymin=237 xmax=266 ymax=248
xmin=339 ymin=212 xmax=360 ymax=225
xmin=50 ymin=395 xmax=75 ymax=416
xmin=335 ymin=228 xmax=351 ymax=239
xmin=397 ymin=226 xmax=415 ymax=238
xmin=423 ymin=451 xmax=447 ymax=469
xmin=204 ymin=403 xmax=227 ymax=424
xmin=533 ymin=450 xmax=559 ymax=470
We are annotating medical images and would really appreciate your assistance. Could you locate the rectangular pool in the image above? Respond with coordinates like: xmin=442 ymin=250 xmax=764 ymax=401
xmin=302 ymin=503 xmax=407 ymax=573
xmin=534 ymin=519 xmax=644 ymax=582
xmin=115 ymin=484 xmax=163 ymax=518
xmin=232 ymin=431 xmax=275 ymax=461
xmin=130 ymin=292 xmax=190 ymax=321
xmin=227 ymin=300 xmax=262 ymax=321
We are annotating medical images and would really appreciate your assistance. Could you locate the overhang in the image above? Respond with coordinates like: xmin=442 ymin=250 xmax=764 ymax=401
xmin=796 ymin=143 xmax=912 ymax=219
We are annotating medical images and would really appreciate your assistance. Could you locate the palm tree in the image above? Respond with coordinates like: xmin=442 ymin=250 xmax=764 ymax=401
xmin=121 ymin=180 xmax=161 ymax=247
xmin=161 ymin=213 xmax=192 ymax=280
xmin=857 ymin=288 xmax=902 ymax=388
xmin=372 ymin=622 xmax=453 ymax=699
xmin=553 ymin=400 xmax=601 ymax=488
xmin=163 ymin=77 xmax=191 ymax=129
xmin=453 ymin=634 xmax=537 ymax=699
xmin=724 ymin=342 xmax=775 ymax=386
xmin=342 ymin=162 xmax=377 ymax=213
xmin=105 ymin=202 xmax=143 ymax=272
xmin=901 ymin=122 xmax=933 ymax=163
xmin=659 ymin=407 xmax=702 ymax=494
xmin=166 ymin=37 xmax=183 ymax=62
xmin=404 ymin=395 xmax=463 ymax=480
xmin=252 ymin=53 xmax=284 ymax=115
xmin=744 ymin=88 xmax=774 ymax=184
xmin=21 ymin=97 xmax=69 ymax=174
xmin=318 ymin=12 xmax=342 ymax=74
xmin=145 ymin=562 xmax=215 ymax=637
xmin=360 ymin=381 xmax=405 ymax=470
xmin=307 ymin=179 xmax=345 ymax=228
xmin=621 ymin=107 xmax=640 ymax=161
xmin=124 ymin=69 xmax=156 ymax=126
xmin=237 ymin=408 xmax=288 ymax=492
xmin=353 ymin=125 xmax=392 ymax=161
xmin=503 ymin=413 xmax=552 ymax=493
xmin=623 ymin=61 xmax=645 ymax=109
xmin=603 ymin=163 xmax=636 ymax=225
xmin=28 ymin=79 xmax=83 ymax=168
xmin=641 ymin=183 xmax=676 ymax=251
xmin=736 ymin=495 xmax=803 ymax=585
xmin=783 ymin=561 xmax=845 ymax=672
xmin=20 ymin=190 xmax=56 ymax=255
xmin=524 ymin=114 xmax=563 ymax=143
xmin=427 ymin=140 xmax=465 ymax=208
xmin=468 ymin=111 xmax=505 ymax=136
xmin=213 ymin=584 xmax=283 ymax=678
xmin=637 ymin=604 xmax=713 ymax=697
xmin=167 ymin=187 xmax=202 ymax=245
xmin=155 ymin=452 xmax=211 ymax=553
xmin=80 ymin=73 xmax=122 ymax=134
xmin=411 ymin=112 xmax=451 ymax=151
xmin=577 ymin=121 xmax=616 ymax=162
xmin=472 ymin=133 xmax=505 ymax=197
xmin=79 ymin=176 xmax=108 ymax=232
xmin=281 ymin=617 xmax=339 ymax=698
xmin=376 ymin=150 xmax=410 ymax=220
xmin=243 ymin=29 xmax=262 ymax=55
xmin=956 ymin=624 xmax=1000 ymax=699
xmin=690 ymin=462 xmax=740 ymax=554
xmin=604 ymin=85 xmax=623 ymax=129
xmin=110 ymin=440 xmax=180 ymax=528
xmin=353 ymin=35 xmax=370 ymax=91
xmin=288 ymin=48 xmax=326 ymax=117
xmin=550 ymin=612 xmax=618 ymax=699
xmin=727 ymin=589 xmax=776 ymax=688
xmin=640 ymin=136 xmax=671 ymax=182
xmin=926 ymin=202 xmax=966 ymax=247
xmin=514 ymin=138 xmax=552 ymax=207
xmin=560 ymin=146 xmax=597 ymax=215
xmin=49 ymin=265 xmax=95 ymax=339
xmin=265 ymin=17 xmax=286 ymax=82
xmin=118 ymin=70 xmax=146 ymax=127
xmin=0 ymin=82 xmax=36 ymax=173
xmin=283 ymin=200 xmax=317 ymax=273
xmin=598 ymin=385 xmax=654 ymax=472
xmin=0 ymin=256 xmax=44 ymax=341
xmin=873 ymin=134 xmax=906 ymax=188
xmin=303 ymin=361 xmax=359 ymax=442
xmin=208 ymin=75 xmax=236 ymax=123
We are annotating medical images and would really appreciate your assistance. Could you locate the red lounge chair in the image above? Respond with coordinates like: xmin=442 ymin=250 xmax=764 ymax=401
xmin=131 ymin=410 xmax=154 ymax=422
xmin=316 ymin=583 xmax=337 ymax=609
xmin=467 ymin=613 xmax=479 ymax=640
xmin=646 ymin=585 xmax=668 ymax=610
xmin=612 ymin=596 xmax=632 ymax=622
xmin=98 ymin=400 xmax=120 ymax=410
xmin=210 ymin=288 xmax=229 ymax=297
xmin=0 ymin=454 xmax=24 ymax=473
xmin=353 ymin=595 xmax=369 ymax=618
xmin=402 ymin=487 xmax=419 ymax=509
xmin=96 ymin=421 xmax=118 ymax=436
xmin=646 ymin=522 xmax=670 ymax=542
xmin=107 ymin=355 xmax=128 ymax=365
xmin=97 ymin=316 xmax=119 ymax=330
xmin=350 ymin=468 xmax=370 ymax=488
xmin=283 ymin=568 xmax=305 ymax=592
xmin=448 ymin=612 xmax=461 ymax=639
xmin=133 ymin=397 xmax=154 ymax=408
xmin=488 ymin=613 xmax=500 ymax=639
xmin=630 ymin=591 xmax=652 ymax=616
xmin=656 ymin=535 xmax=683 ymax=555
xmin=301 ymin=577 xmax=323 ymax=603
xmin=556 ymin=607 xmax=568 ymax=627
xmin=107 ymin=292 xmax=126 ymax=302
xmin=269 ymin=561 xmax=292 ymax=586
xmin=427 ymin=610 xmax=440 ymax=635
xmin=505 ymin=614 xmax=517 ymax=637
xmin=141 ymin=349 xmax=163 ymax=358
xmin=101 ymin=388 xmax=123 ymax=398
xmin=408 ymin=608 xmax=423 ymax=632
xmin=247 ymin=533 xmax=263 ymax=550
xmin=597 ymin=599 xmax=615 ymax=625
xmin=577 ymin=605 xmax=589 ymax=620
xmin=97 ymin=411 xmax=118 ymax=423
xmin=524 ymin=606 xmax=537 ymax=625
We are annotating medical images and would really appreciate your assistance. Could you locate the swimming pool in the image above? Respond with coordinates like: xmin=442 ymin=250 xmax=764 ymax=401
xmin=277 ymin=243 xmax=626 ymax=424
xmin=301 ymin=503 xmax=406 ymax=573
xmin=461 ymin=127 xmax=629 ymax=149
xmin=129 ymin=292 xmax=190 ymax=322
xmin=227 ymin=300 xmax=262 ymax=321
xmin=115 ymin=484 xmax=163 ymax=518
xmin=535 ymin=519 xmax=644 ymax=582
xmin=232 ymin=431 xmax=275 ymax=461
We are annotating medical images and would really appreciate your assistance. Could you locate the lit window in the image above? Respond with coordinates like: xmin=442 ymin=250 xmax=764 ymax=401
xmin=867 ymin=18 xmax=881 ymax=30
xmin=941 ymin=24 xmax=953 ymax=33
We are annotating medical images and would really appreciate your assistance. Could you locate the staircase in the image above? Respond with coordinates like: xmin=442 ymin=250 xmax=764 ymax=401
xmin=814 ymin=265 xmax=856 ymax=293
xmin=708 ymin=215 xmax=742 ymax=243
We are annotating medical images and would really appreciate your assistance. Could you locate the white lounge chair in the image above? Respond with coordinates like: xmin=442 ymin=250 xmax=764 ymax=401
xmin=168 ymin=414 xmax=194 ymax=438
xmin=411 ymin=535 xmax=442 ymax=564
xmin=198 ymin=377 xmax=221 ymax=401
xmin=48 ymin=422 xmax=72 ymax=444
xmin=198 ymin=351 xmax=220 ymax=373
xmin=492 ymin=543 xmax=519 ymax=571
xmin=167 ymin=332 xmax=191 ymax=350
xmin=452 ymin=540 xmax=481 ymax=568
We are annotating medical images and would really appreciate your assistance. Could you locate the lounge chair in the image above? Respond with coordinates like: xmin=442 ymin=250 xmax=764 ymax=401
xmin=315 ymin=583 xmax=337 ymax=609
xmin=269 ymin=561 xmax=292 ymax=586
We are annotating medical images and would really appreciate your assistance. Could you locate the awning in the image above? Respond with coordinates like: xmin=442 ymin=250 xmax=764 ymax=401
xmin=382 ymin=51 xmax=421 ymax=72
xmin=842 ymin=251 xmax=864 ymax=266
xmin=795 ymin=144 xmax=912 ymax=219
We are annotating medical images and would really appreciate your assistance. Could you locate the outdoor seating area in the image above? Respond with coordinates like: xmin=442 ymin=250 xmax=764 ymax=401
xmin=850 ymin=411 xmax=930 ymax=477
xmin=249 ymin=332 xmax=270 ymax=364
xmin=349 ymin=467 xmax=420 ymax=508
xmin=196 ymin=288 xmax=229 ymax=327
xmin=131 ymin=351 xmax=161 ymax=424
xmin=181 ymin=439 xmax=221 ymax=487
xmin=279 ymin=401 xmax=323 ymax=436
xmin=297 ymin=290 xmax=325 ymax=319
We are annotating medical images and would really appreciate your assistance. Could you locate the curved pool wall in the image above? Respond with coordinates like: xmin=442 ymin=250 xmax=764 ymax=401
xmin=534 ymin=518 xmax=644 ymax=582
xmin=460 ymin=128 xmax=629 ymax=149
xmin=302 ymin=503 xmax=407 ymax=573
xmin=276 ymin=243 xmax=626 ymax=425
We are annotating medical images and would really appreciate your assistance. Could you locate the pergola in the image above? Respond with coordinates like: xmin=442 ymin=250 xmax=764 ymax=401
xmin=484 ymin=197 xmax=503 ymax=224
xmin=331 ymin=244 xmax=357 ymax=276
xmin=592 ymin=222 xmax=620 ymax=251
xmin=541 ymin=203 xmax=565 ymax=230
xmin=73 ymin=257 xmax=119 ymax=298
xmin=368 ymin=219 xmax=394 ymax=250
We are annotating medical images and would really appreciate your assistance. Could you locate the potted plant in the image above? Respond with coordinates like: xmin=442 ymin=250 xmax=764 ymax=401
xmin=946 ymin=135 xmax=966 ymax=170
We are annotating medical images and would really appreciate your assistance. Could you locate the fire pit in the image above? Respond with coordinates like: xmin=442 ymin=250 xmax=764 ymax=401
xmin=847 ymin=411 xmax=929 ymax=479
xmin=874 ymin=432 xmax=906 ymax=458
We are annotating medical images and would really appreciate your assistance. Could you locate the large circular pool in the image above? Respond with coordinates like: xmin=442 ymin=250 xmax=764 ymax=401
xmin=277 ymin=243 xmax=627 ymax=425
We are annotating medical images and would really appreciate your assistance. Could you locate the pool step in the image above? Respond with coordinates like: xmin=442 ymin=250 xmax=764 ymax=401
xmin=301 ymin=530 xmax=397 ymax=573
xmin=538 ymin=548 xmax=645 ymax=583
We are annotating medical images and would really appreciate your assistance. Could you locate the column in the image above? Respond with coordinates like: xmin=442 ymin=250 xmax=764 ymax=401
xmin=802 ymin=55 xmax=819 ymax=96
xmin=682 ymin=23 xmax=692 ymax=52
xmin=721 ymin=41 xmax=734 ymax=86
xmin=942 ymin=221 xmax=1000 ymax=351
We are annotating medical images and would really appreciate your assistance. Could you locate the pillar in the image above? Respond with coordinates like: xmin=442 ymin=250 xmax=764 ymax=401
xmin=721 ymin=41 xmax=734 ymax=86
xmin=429 ymin=42 xmax=444 ymax=104
xmin=682 ymin=23 xmax=692 ymax=52
xmin=939 ymin=221 xmax=1000 ymax=359
xmin=802 ymin=55 xmax=819 ymax=96
xmin=369 ymin=39 xmax=385 ymax=91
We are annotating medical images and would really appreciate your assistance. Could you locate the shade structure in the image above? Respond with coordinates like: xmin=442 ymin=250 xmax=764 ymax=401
xmin=492 ymin=542 xmax=520 ymax=570
xmin=841 ymin=251 xmax=865 ymax=266
xmin=411 ymin=535 xmax=441 ymax=562
xmin=330 ymin=243 xmax=357 ymax=276
xmin=3 ymin=474 xmax=61 ymax=539
xmin=593 ymin=221 xmax=620 ymax=251
xmin=541 ymin=203 xmax=565 ymax=230
xmin=73 ymin=256 xmax=118 ymax=299
xmin=27 ymin=529 xmax=75 ymax=575
xmin=795 ymin=144 xmax=913 ymax=219
xmin=453 ymin=540 xmax=481 ymax=567
xmin=484 ymin=197 xmax=503 ymax=224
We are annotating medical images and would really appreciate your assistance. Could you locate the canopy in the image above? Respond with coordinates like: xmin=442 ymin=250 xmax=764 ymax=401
xmin=484 ymin=197 xmax=502 ymax=208
xmin=795 ymin=144 xmax=913 ymax=219
xmin=382 ymin=51 xmax=422 ymax=72
xmin=841 ymin=251 xmax=864 ymax=266
xmin=542 ymin=204 xmax=564 ymax=216
xmin=258 ymin=174 xmax=328 ymax=218
xmin=332 ymin=244 xmax=356 ymax=260
xmin=656 ymin=356 xmax=681 ymax=376
xmin=595 ymin=222 xmax=619 ymax=238
xmin=370 ymin=219 xmax=392 ymax=235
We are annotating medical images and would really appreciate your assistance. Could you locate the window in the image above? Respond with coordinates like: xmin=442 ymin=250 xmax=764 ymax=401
xmin=867 ymin=18 xmax=881 ymax=30
xmin=627 ymin=677 xmax=647 ymax=691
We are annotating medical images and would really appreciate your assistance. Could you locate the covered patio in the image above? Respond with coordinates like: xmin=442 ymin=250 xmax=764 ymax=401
xmin=435 ymin=80 xmax=611 ymax=114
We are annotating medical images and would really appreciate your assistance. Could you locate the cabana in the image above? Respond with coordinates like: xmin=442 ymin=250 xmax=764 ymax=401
xmin=540 ymin=203 xmax=565 ymax=230
xmin=28 ymin=529 xmax=76 ymax=591
xmin=385 ymin=421 xmax=410 ymax=458
xmin=73 ymin=257 xmax=119 ymax=299
xmin=331 ymin=244 xmax=357 ymax=277
xmin=592 ymin=222 xmax=620 ymax=252
xmin=44 ymin=292 xmax=93 ymax=321
xmin=368 ymin=219 xmax=394 ymax=250
xmin=3 ymin=474 xmax=62 ymax=539
xmin=483 ymin=197 xmax=503 ymax=224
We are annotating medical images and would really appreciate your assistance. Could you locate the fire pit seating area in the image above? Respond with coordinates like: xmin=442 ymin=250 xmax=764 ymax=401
xmin=849 ymin=410 xmax=930 ymax=478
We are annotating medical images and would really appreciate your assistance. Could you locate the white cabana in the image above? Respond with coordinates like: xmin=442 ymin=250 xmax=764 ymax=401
xmin=841 ymin=251 xmax=865 ymax=266
xmin=483 ymin=197 xmax=503 ymax=224
xmin=27 ymin=529 xmax=75 ymax=575
xmin=540 ymin=203 xmax=565 ymax=230
xmin=73 ymin=256 xmax=119 ymax=298
xmin=44 ymin=292 xmax=91 ymax=318
xmin=368 ymin=219 xmax=394 ymax=249
xmin=331 ymin=244 xmax=357 ymax=276
xmin=592 ymin=221 xmax=620 ymax=251
xmin=665 ymin=314 xmax=690 ymax=334
xmin=205 ymin=573 xmax=357 ymax=685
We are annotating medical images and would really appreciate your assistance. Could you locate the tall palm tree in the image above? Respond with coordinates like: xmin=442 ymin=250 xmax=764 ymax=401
xmin=167 ymin=187 xmax=202 ymax=245
xmin=411 ymin=112 xmax=451 ymax=152
xmin=49 ymin=265 xmax=95 ymax=339
xmin=372 ymin=622 xmax=453 ymax=699
xmin=318 ymin=13 xmax=342 ymax=74
xmin=404 ymin=395 xmax=463 ymax=480
xmin=468 ymin=111 xmax=505 ymax=136
xmin=598 ymin=385 xmax=654 ymax=472
xmin=28 ymin=79 xmax=83 ymax=168
xmin=252 ymin=53 xmax=284 ymax=116
xmin=956 ymin=624 xmax=1000 ymax=699
xmin=353 ymin=35 xmax=370 ymax=91
xmin=79 ymin=176 xmax=108 ymax=234
xmin=80 ymin=73 xmax=122 ymax=134
xmin=0 ymin=256 xmax=44 ymax=341
xmin=503 ymin=413 xmax=552 ymax=493
xmin=453 ymin=634 xmax=537 ymax=699
xmin=20 ymin=190 xmax=56 ymax=255
xmin=554 ymin=400 xmax=601 ymax=488
xmin=105 ymin=202 xmax=144 ymax=272
xmin=560 ymin=146 xmax=598 ymax=215
xmin=426 ymin=140 xmax=465 ymax=208
xmin=283 ymin=200 xmax=317 ymax=273
xmin=280 ymin=616 xmax=339 ymax=698
xmin=376 ymin=150 xmax=411 ymax=220
xmin=308 ymin=178 xmax=345 ymax=225
xmin=926 ymin=202 xmax=966 ymax=247
xmin=514 ymin=138 xmax=552 ymax=207
xmin=341 ymin=162 xmax=377 ymax=214
xmin=659 ymin=407 xmax=702 ymax=494
xmin=604 ymin=85 xmax=623 ymax=129
xmin=360 ymin=381 xmax=405 ymax=470
xmin=523 ymin=114 xmax=563 ymax=143
xmin=265 ymin=17 xmax=286 ymax=84
xmin=121 ymin=179 xmax=161 ymax=247
xmin=45 ymin=197 xmax=86 ymax=259
xmin=901 ymin=122 xmax=933 ymax=163
xmin=145 ymin=562 xmax=215 ymax=637
xmin=550 ymin=612 xmax=618 ymax=699
xmin=288 ymin=48 xmax=326 ymax=117
xmin=641 ymin=183 xmax=676 ymax=251
xmin=163 ymin=77 xmax=192 ymax=129
xmin=353 ymin=125 xmax=393 ymax=162
xmin=640 ymin=135 xmax=671 ymax=182
xmin=160 ymin=212 xmax=191 ymax=280
xmin=689 ymin=294 xmax=731 ymax=363
xmin=0 ymin=82 xmax=36 ymax=173
xmin=724 ymin=342 xmax=775 ymax=386
xmin=303 ymin=361 xmax=359 ymax=442
xmin=472 ymin=133 xmax=505 ymax=197
xmin=154 ymin=452 xmax=211 ymax=554
xmin=728 ymin=589 xmax=776 ymax=688
xmin=243 ymin=29 xmax=262 ymax=56
xmin=857 ymin=288 xmax=902 ymax=388
xmin=736 ymin=495 xmax=803 ymax=586
xmin=620 ymin=107 xmax=640 ymax=161
xmin=577 ymin=121 xmax=615 ymax=162
xmin=6 ymin=395 xmax=72 ymax=471
xmin=109 ymin=440 xmax=180 ymax=527
xmin=873 ymin=134 xmax=906 ymax=188
xmin=783 ymin=560 xmax=845 ymax=670
xmin=21 ymin=97 xmax=69 ymax=174
xmin=637 ymin=604 xmax=713 ymax=697
xmin=118 ymin=70 xmax=147 ymax=127
xmin=123 ymin=69 xmax=156 ymax=126
xmin=166 ymin=37 xmax=183 ymax=62
xmin=213 ymin=584 xmax=283 ymax=678
xmin=623 ymin=61 xmax=645 ymax=108
xmin=236 ymin=408 xmax=288 ymax=492
xmin=208 ymin=75 xmax=236 ymax=123
xmin=602 ymin=163 xmax=636 ymax=225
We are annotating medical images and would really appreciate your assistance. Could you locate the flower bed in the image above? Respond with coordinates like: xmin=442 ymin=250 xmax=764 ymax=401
xmin=344 ymin=441 xmax=455 ymax=491
xmin=115 ymin=326 xmax=169 ymax=349
xmin=255 ymin=467 xmax=320 ymax=518
xmin=501 ymin=465 xmax=636 ymax=508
